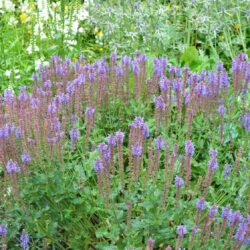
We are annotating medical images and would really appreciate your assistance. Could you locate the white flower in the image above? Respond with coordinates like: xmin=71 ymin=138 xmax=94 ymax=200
xmin=35 ymin=59 xmax=42 ymax=69
xmin=35 ymin=57 xmax=49 ymax=70
xmin=7 ymin=186 xmax=12 ymax=195
xmin=8 ymin=17 xmax=18 ymax=25
xmin=5 ymin=70 xmax=11 ymax=77
xmin=40 ymin=32 xmax=47 ymax=40
xmin=78 ymin=27 xmax=84 ymax=33
xmin=37 ymin=0 xmax=48 ymax=11
xmin=34 ymin=23 xmax=43 ymax=36
xmin=20 ymin=0 xmax=29 ymax=12
xmin=0 ymin=0 xmax=15 ymax=11
xmin=71 ymin=20 xmax=79 ymax=34
xmin=37 ymin=0 xmax=49 ymax=20
xmin=77 ymin=8 xmax=89 ymax=20
xmin=27 ymin=45 xmax=33 ymax=54
xmin=35 ymin=45 xmax=39 ymax=52
xmin=43 ymin=61 xmax=49 ymax=67
xmin=27 ymin=44 xmax=39 ymax=54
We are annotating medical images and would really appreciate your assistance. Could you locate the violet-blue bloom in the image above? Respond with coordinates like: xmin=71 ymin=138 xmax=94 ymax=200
xmin=208 ymin=205 xmax=218 ymax=217
xmin=107 ymin=134 xmax=117 ymax=146
xmin=242 ymin=112 xmax=250 ymax=132
xmin=132 ymin=61 xmax=139 ymax=75
xmin=70 ymin=128 xmax=80 ymax=146
xmin=0 ymin=224 xmax=7 ymax=237
xmin=6 ymin=160 xmax=21 ymax=174
xmin=173 ymin=79 xmax=182 ymax=93
xmin=115 ymin=130 xmax=125 ymax=143
xmin=116 ymin=66 xmax=123 ymax=78
xmin=30 ymin=97 xmax=40 ymax=109
xmin=159 ymin=76 xmax=170 ymax=91
xmin=218 ymin=105 xmax=226 ymax=116
xmin=132 ymin=144 xmax=143 ymax=157
xmin=235 ymin=220 xmax=248 ymax=241
xmin=47 ymin=103 xmax=57 ymax=115
xmin=43 ymin=80 xmax=52 ymax=89
xmin=224 ymin=163 xmax=231 ymax=179
xmin=208 ymin=149 xmax=218 ymax=172
xmin=155 ymin=135 xmax=164 ymax=150
xmin=228 ymin=211 xmax=242 ymax=228
xmin=20 ymin=230 xmax=29 ymax=249
xmin=98 ymin=143 xmax=110 ymax=161
xmin=85 ymin=107 xmax=95 ymax=118
xmin=185 ymin=140 xmax=195 ymax=156
xmin=4 ymin=89 xmax=15 ymax=103
xmin=192 ymin=226 xmax=198 ymax=235
xmin=94 ymin=159 xmax=104 ymax=173
xmin=21 ymin=152 xmax=31 ymax=164
xmin=16 ymin=128 xmax=22 ymax=139
xmin=196 ymin=197 xmax=206 ymax=211
xmin=154 ymin=96 xmax=166 ymax=110
xmin=122 ymin=56 xmax=131 ymax=67
xmin=177 ymin=225 xmax=187 ymax=237
xmin=175 ymin=176 xmax=184 ymax=188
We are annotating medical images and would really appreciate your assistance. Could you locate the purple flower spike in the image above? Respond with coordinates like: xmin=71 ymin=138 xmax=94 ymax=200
xmin=98 ymin=143 xmax=108 ymax=154
xmin=242 ymin=112 xmax=250 ymax=132
xmin=224 ymin=163 xmax=231 ymax=179
xmin=196 ymin=197 xmax=206 ymax=211
xmin=21 ymin=152 xmax=31 ymax=164
xmin=107 ymin=134 xmax=117 ymax=146
xmin=173 ymin=79 xmax=182 ymax=93
xmin=217 ymin=63 xmax=224 ymax=71
xmin=122 ymin=56 xmax=131 ymax=67
xmin=85 ymin=107 xmax=95 ymax=118
xmin=6 ymin=160 xmax=21 ymax=174
xmin=47 ymin=103 xmax=57 ymax=115
xmin=0 ymin=224 xmax=7 ymax=237
xmin=175 ymin=176 xmax=184 ymax=188
xmin=4 ymin=89 xmax=15 ymax=103
xmin=116 ymin=66 xmax=123 ymax=78
xmin=132 ymin=144 xmax=143 ymax=157
xmin=208 ymin=205 xmax=218 ymax=217
xmin=98 ymin=143 xmax=110 ymax=161
xmin=235 ymin=220 xmax=248 ymax=241
xmin=70 ymin=128 xmax=80 ymax=146
xmin=143 ymin=124 xmax=150 ymax=138
xmin=20 ymin=230 xmax=29 ymax=249
xmin=115 ymin=130 xmax=125 ymax=143
xmin=228 ymin=211 xmax=242 ymax=228
xmin=222 ymin=206 xmax=232 ymax=219
xmin=177 ymin=225 xmax=187 ymax=237
xmin=30 ymin=97 xmax=40 ymax=109
xmin=15 ymin=127 xmax=22 ymax=139
xmin=110 ymin=52 xmax=117 ymax=62
xmin=218 ymin=105 xmax=226 ymax=116
xmin=244 ymin=236 xmax=250 ymax=246
xmin=43 ymin=80 xmax=52 ymax=89
xmin=94 ymin=159 xmax=104 ymax=173
xmin=132 ymin=61 xmax=139 ymax=75
xmin=208 ymin=149 xmax=218 ymax=172
xmin=154 ymin=96 xmax=166 ymax=110
xmin=160 ymin=76 xmax=170 ymax=91
xmin=140 ymin=54 xmax=147 ymax=63
xmin=155 ymin=135 xmax=164 ymax=150
xmin=193 ymin=226 xmax=198 ymax=235
xmin=185 ymin=140 xmax=195 ymax=156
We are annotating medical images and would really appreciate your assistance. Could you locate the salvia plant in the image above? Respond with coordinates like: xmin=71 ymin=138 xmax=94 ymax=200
xmin=0 ymin=51 xmax=249 ymax=249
